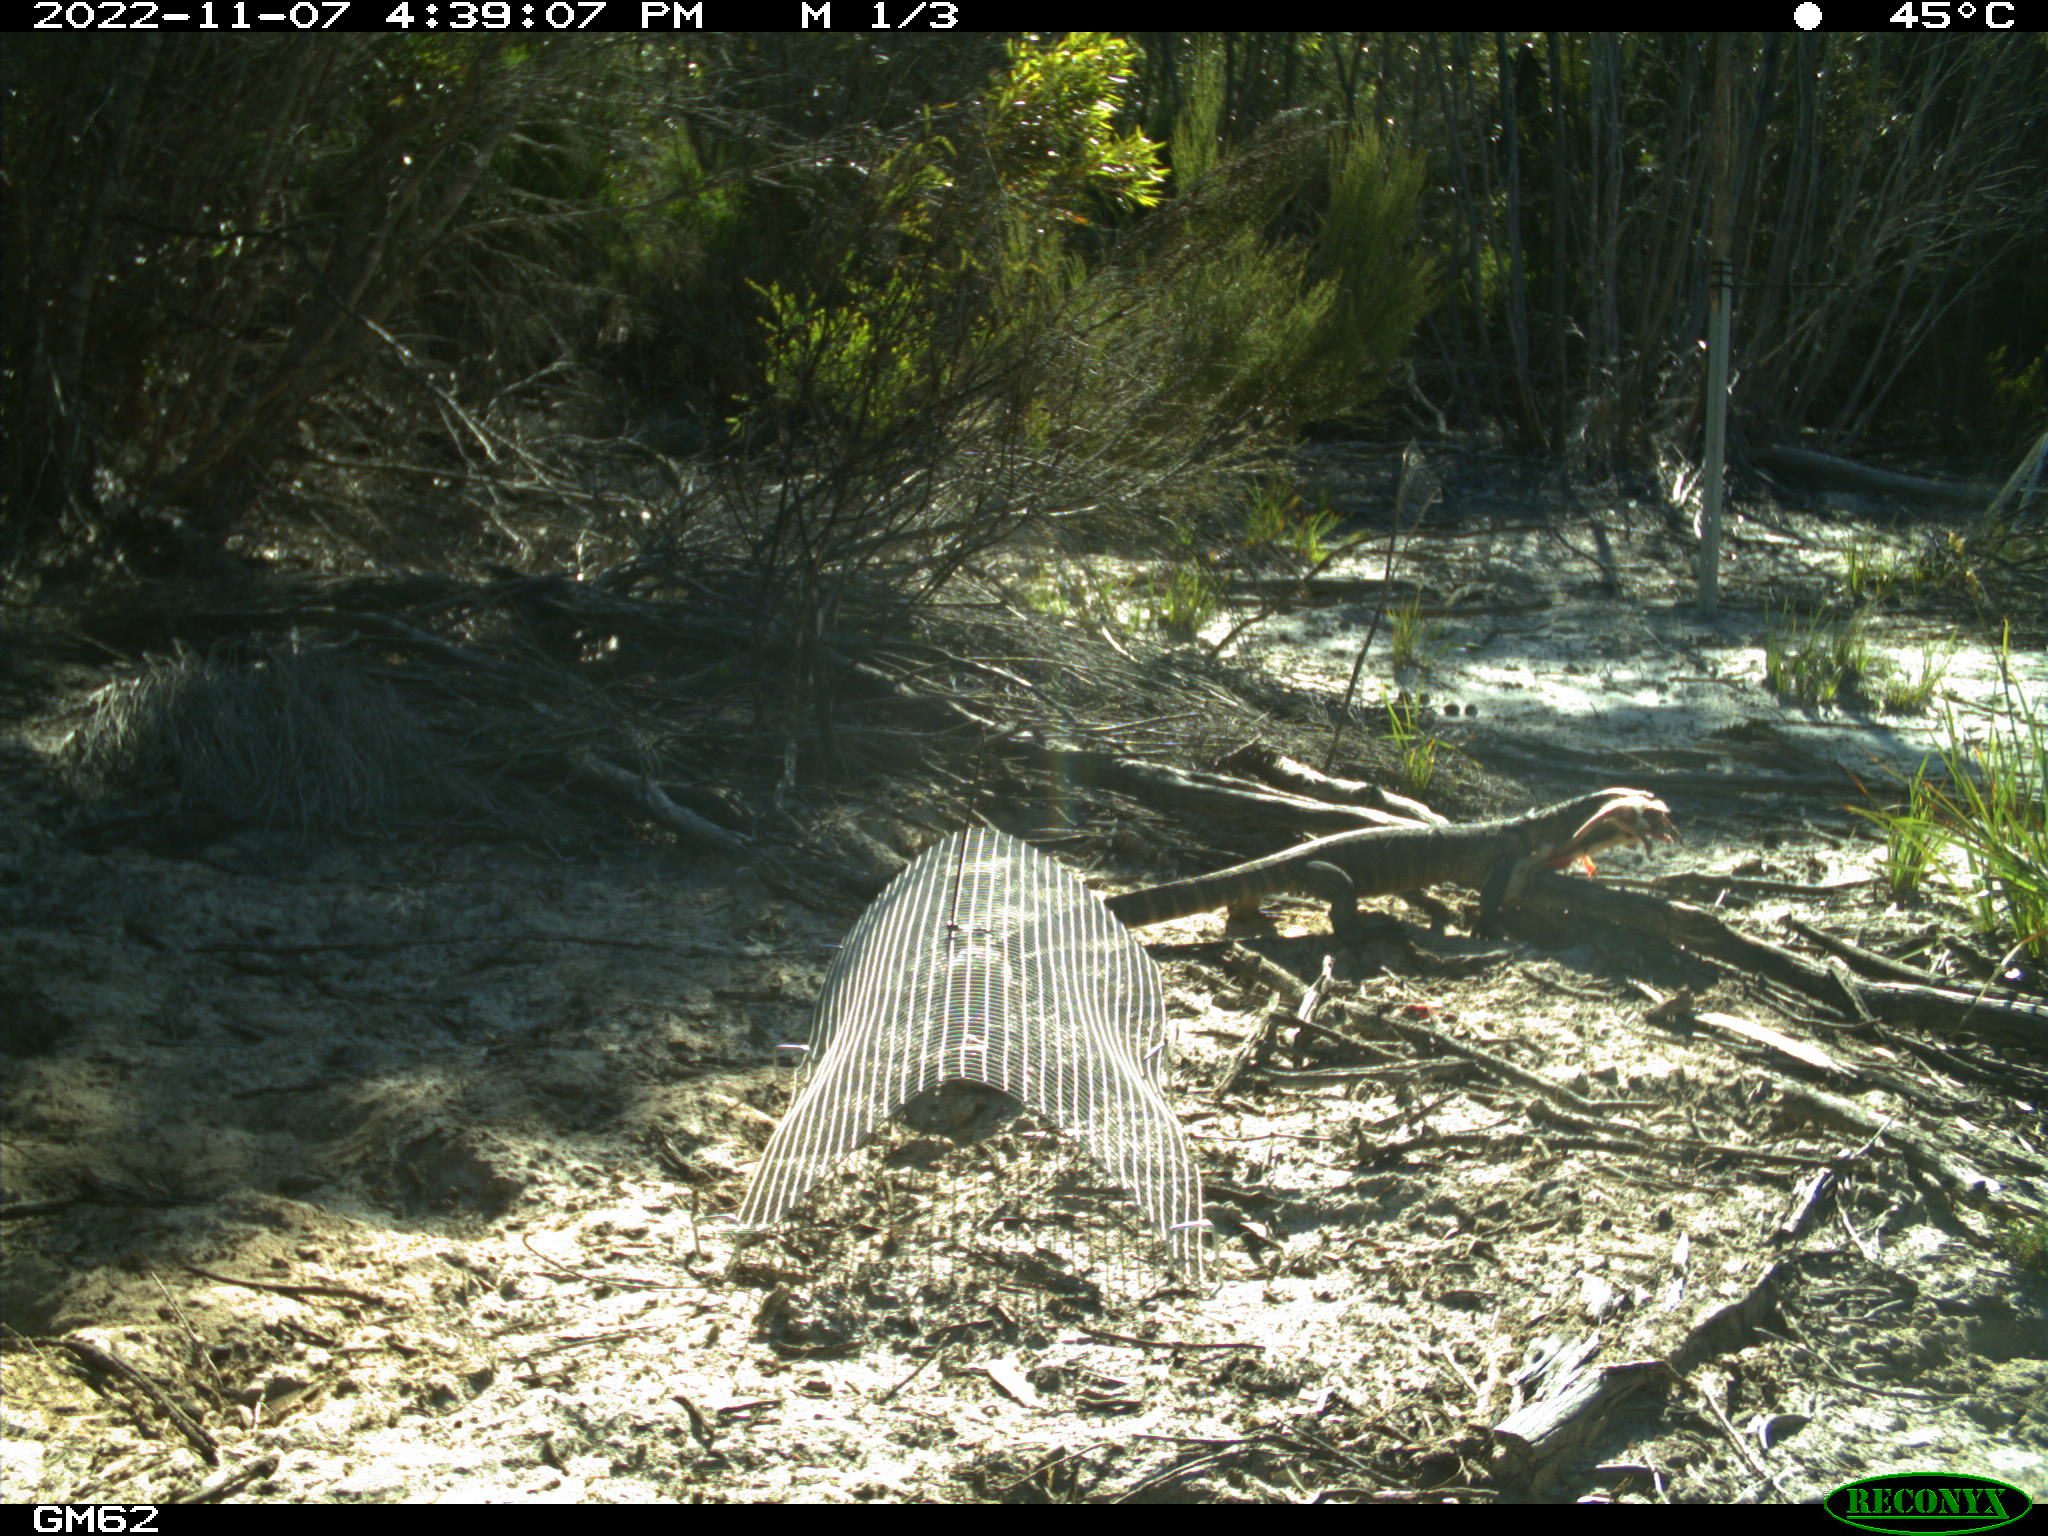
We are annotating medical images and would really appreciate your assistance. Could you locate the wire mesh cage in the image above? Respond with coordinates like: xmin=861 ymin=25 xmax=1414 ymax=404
xmin=733 ymin=827 xmax=1205 ymax=1310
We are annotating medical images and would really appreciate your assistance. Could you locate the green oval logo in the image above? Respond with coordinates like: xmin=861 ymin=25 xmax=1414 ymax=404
xmin=1824 ymin=1473 xmax=2034 ymax=1535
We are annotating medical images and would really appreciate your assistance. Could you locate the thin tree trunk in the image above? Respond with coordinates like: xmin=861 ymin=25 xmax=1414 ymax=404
xmin=52 ymin=41 xmax=161 ymax=439
xmin=1497 ymin=34 xmax=1539 ymax=446
xmin=1547 ymin=33 xmax=1570 ymax=449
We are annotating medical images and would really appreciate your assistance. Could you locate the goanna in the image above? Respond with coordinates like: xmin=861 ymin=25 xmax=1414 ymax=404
xmin=1104 ymin=787 xmax=1676 ymax=936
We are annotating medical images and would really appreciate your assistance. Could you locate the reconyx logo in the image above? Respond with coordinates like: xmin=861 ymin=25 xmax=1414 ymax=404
xmin=1824 ymin=1473 xmax=2034 ymax=1535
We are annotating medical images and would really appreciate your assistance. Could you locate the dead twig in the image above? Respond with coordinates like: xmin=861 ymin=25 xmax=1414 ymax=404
xmin=176 ymin=1453 xmax=280 ymax=1504
xmin=1069 ymin=1325 xmax=1264 ymax=1352
xmin=29 ymin=1335 xmax=220 ymax=1466
xmin=573 ymin=753 xmax=752 ymax=857
xmin=180 ymin=1262 xmax=387 ymax=1308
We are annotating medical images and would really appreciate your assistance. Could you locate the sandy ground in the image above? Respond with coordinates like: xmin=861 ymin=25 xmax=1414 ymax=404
xmin=3 ymin=455 xmax=2044 ymax=1503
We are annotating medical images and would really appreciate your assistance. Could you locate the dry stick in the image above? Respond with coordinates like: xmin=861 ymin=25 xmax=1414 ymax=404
xmin=1366 ymin=1124 xmax=1828 ymax=1173
xmin=1321 ymin=463 xmax=1410 ymax=774
xmin=180 ymin=1262 xmax=387 ymax=1308
xmin=1384 ymin=1013 xmax=1609 ymax=1118
xmin=1695 ymin=1372 xmax=1784 ymax=1498
xmin=516 ymin=1231 xmax=697 ymax=1294
xmin=1499 ymin=1261 xmax=1795 ymax=1480
xmin=1779 ymin=1166 xmax=1838 ymax=1242
xmin=177 ymin=1453 xmax=280 ymax=1505
xmin=1 ymin=1198 xmax=85 ymax=1221
xmin=1216 ymin=951 xmax=1337 ymax=1100
xmin=572 ymin=753 xmax=751 ymax=858
xmin=197 ymin=934 xmax=668 ymax=956
xmin=1772 ymin=1081 xmax=2007 ymax=1206
xmin=1528 ymin=885 xmax=2038 ymax=1209
xmin=878 ymin=1345 xmax=950 ymax=1403
xmin=1069 ymin=1325 xmax=1262 ymax=1352
xmin=1220 ymin=745 xmax=1446 ymax=821
xmin=1526 ymin=870 xmax=2048 ymax=1048
xmin=33 ymin=1335 xmax=220 ymax=1465
xmin=673 ymin=1391 xmax=718 ymax=1449
xmin=1784 ymin=917 xmax=1953 ymax=988
xmin=1755 ymin=444 xmax=1998 ymax=508
xmin=837 ymin=655 xmax=1408 ymax=837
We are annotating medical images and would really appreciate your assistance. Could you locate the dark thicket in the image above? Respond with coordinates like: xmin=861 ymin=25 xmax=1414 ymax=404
xmin=6 ymin=33 xmax=2042 ymax=585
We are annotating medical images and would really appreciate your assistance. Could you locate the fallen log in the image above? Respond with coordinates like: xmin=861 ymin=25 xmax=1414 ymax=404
xmin=1218 ymin=744 xmax=1447 ymax=822
xmin=1518 ymin=871 xmax=2047 ymax=1049
xmin=1756 ymin=444 xmax=1998 ymax=508
xmin=573 ymin=754 xmax=752 ymax=857
xmin=836 ymin=655 xmax=1421 ymax=838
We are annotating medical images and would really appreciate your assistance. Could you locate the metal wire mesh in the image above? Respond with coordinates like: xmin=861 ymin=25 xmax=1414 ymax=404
xmin=736 ymin=827 xmax=1204 ymax=1281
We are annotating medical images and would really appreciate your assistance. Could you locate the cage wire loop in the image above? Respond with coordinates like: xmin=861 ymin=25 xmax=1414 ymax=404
xmin=735 ymin=827 xmax=1205 ymax=1281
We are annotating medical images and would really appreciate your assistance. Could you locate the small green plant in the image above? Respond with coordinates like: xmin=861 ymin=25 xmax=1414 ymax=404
xmin=1147 ymin=561 xmax=1223 ymax=638
xmin=1762 ymin=603 xmax=1875 ymax=708
xmin=1021 ymin=570 xmax=1075 ymax=619
xmin=1854 ymin=760 xmax=1952 ymax=897
xmin=2002 ymin=1214 xmax=2048 ymax=1276
xmin=1930 ymin=638 xmax=2047 ymax=963
xmin=1290 ymin=506 xmax=1345 ymax=566
xmin=1878 ymin=640 xmax=1952 ymax=715
xmin=1388 ymin=593 xmax=1442 ymax=673
xmin=1842 ymin=537 xmax=1907 ymax=604
xmin=1019 ymin=562 xmax=1136 ymax=642
xmin=1241 ymin=476 xmax=1297 ymax=552
xmin=1242 ymin=475 xmax=1349 ymax=566
xmin=1986 ymin=343 xmax=2048 ymax=443
xmin=1382 ymin=692 xmax=1439 ymax=796
xmin=1859 ymin=633 xmax=2047 ymax=963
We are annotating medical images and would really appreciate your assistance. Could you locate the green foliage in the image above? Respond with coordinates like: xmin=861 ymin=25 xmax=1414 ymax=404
xmin=1856 ymin=632 xmax=2046 ymax=963
xmin=1388 ymin=593 xmax=1442 ymax=673
xmin=1763 ymin=604 xmax=1876 ymax=708
xmin=1305 ymin=121 xmax=1437 ymax=417
xmin=1853 ymin=761 xmax=1952 ymax=898
xmin=1146 ymin=561 xmax=1225 ymax=639
xmin=739 ymin=33 xmax=1166 ymax=443
xmin=750 ymin=269 xmax=940 ymax=434
xmin=1240 ymin=476 xmax=1300 ymax=553
xmin=982 ymin=34 xmax=1167 ymax=221
xmin=1928 ymin=638 xmax=2047 ymax=965
xmin=1020 ymin=562 xmax=1127 ymax=639
xmin=1986 ymin=344 xmax=2048 ymax=444
xmin=1021 ymin=571 xmax=1077 ymax=620
xmin=601 ymin=120 xmax=746 ymax=264
xmin=1169 ymin=35 xmax=1226 ymax=189
xmin=1241 ymin=476 xmax=1347 ymax=567
xmin=1382 ymin=692 xmax=1441 ymax=797
xmin=1910 ymin=530 xmax=1987 ymax=606
xmin=1034 ymin=107 xmax=1433 ymax=463
xmin=1766 ymin=580 xmax=1948 ymax=715
xmin=2002 ymin=1215 xmax=2048 ymax=1277
xmin=1138 ymin=227 xmax=1342 ymax=428
xmin=1841 ymin=537 xmax=1908 ymax=604
xmin=1878 ymin=641 xmax=1951 ymax=715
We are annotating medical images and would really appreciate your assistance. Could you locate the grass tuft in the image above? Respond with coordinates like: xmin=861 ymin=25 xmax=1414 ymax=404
xmin=1382 ymin=692 xmax=1441 ymax=797
xmin=1763 ymin=603 xmax=1875 ymax=708
xmin=1388 ymin=593 xmax=1442 ymax=674
xmin=65 ymin=642 xmax=470 ymax=835
xmin=1854 ymin=627 xmax=2045 ymax=962
xmin=1146 ymin=561 xmax=1224 ymax=638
